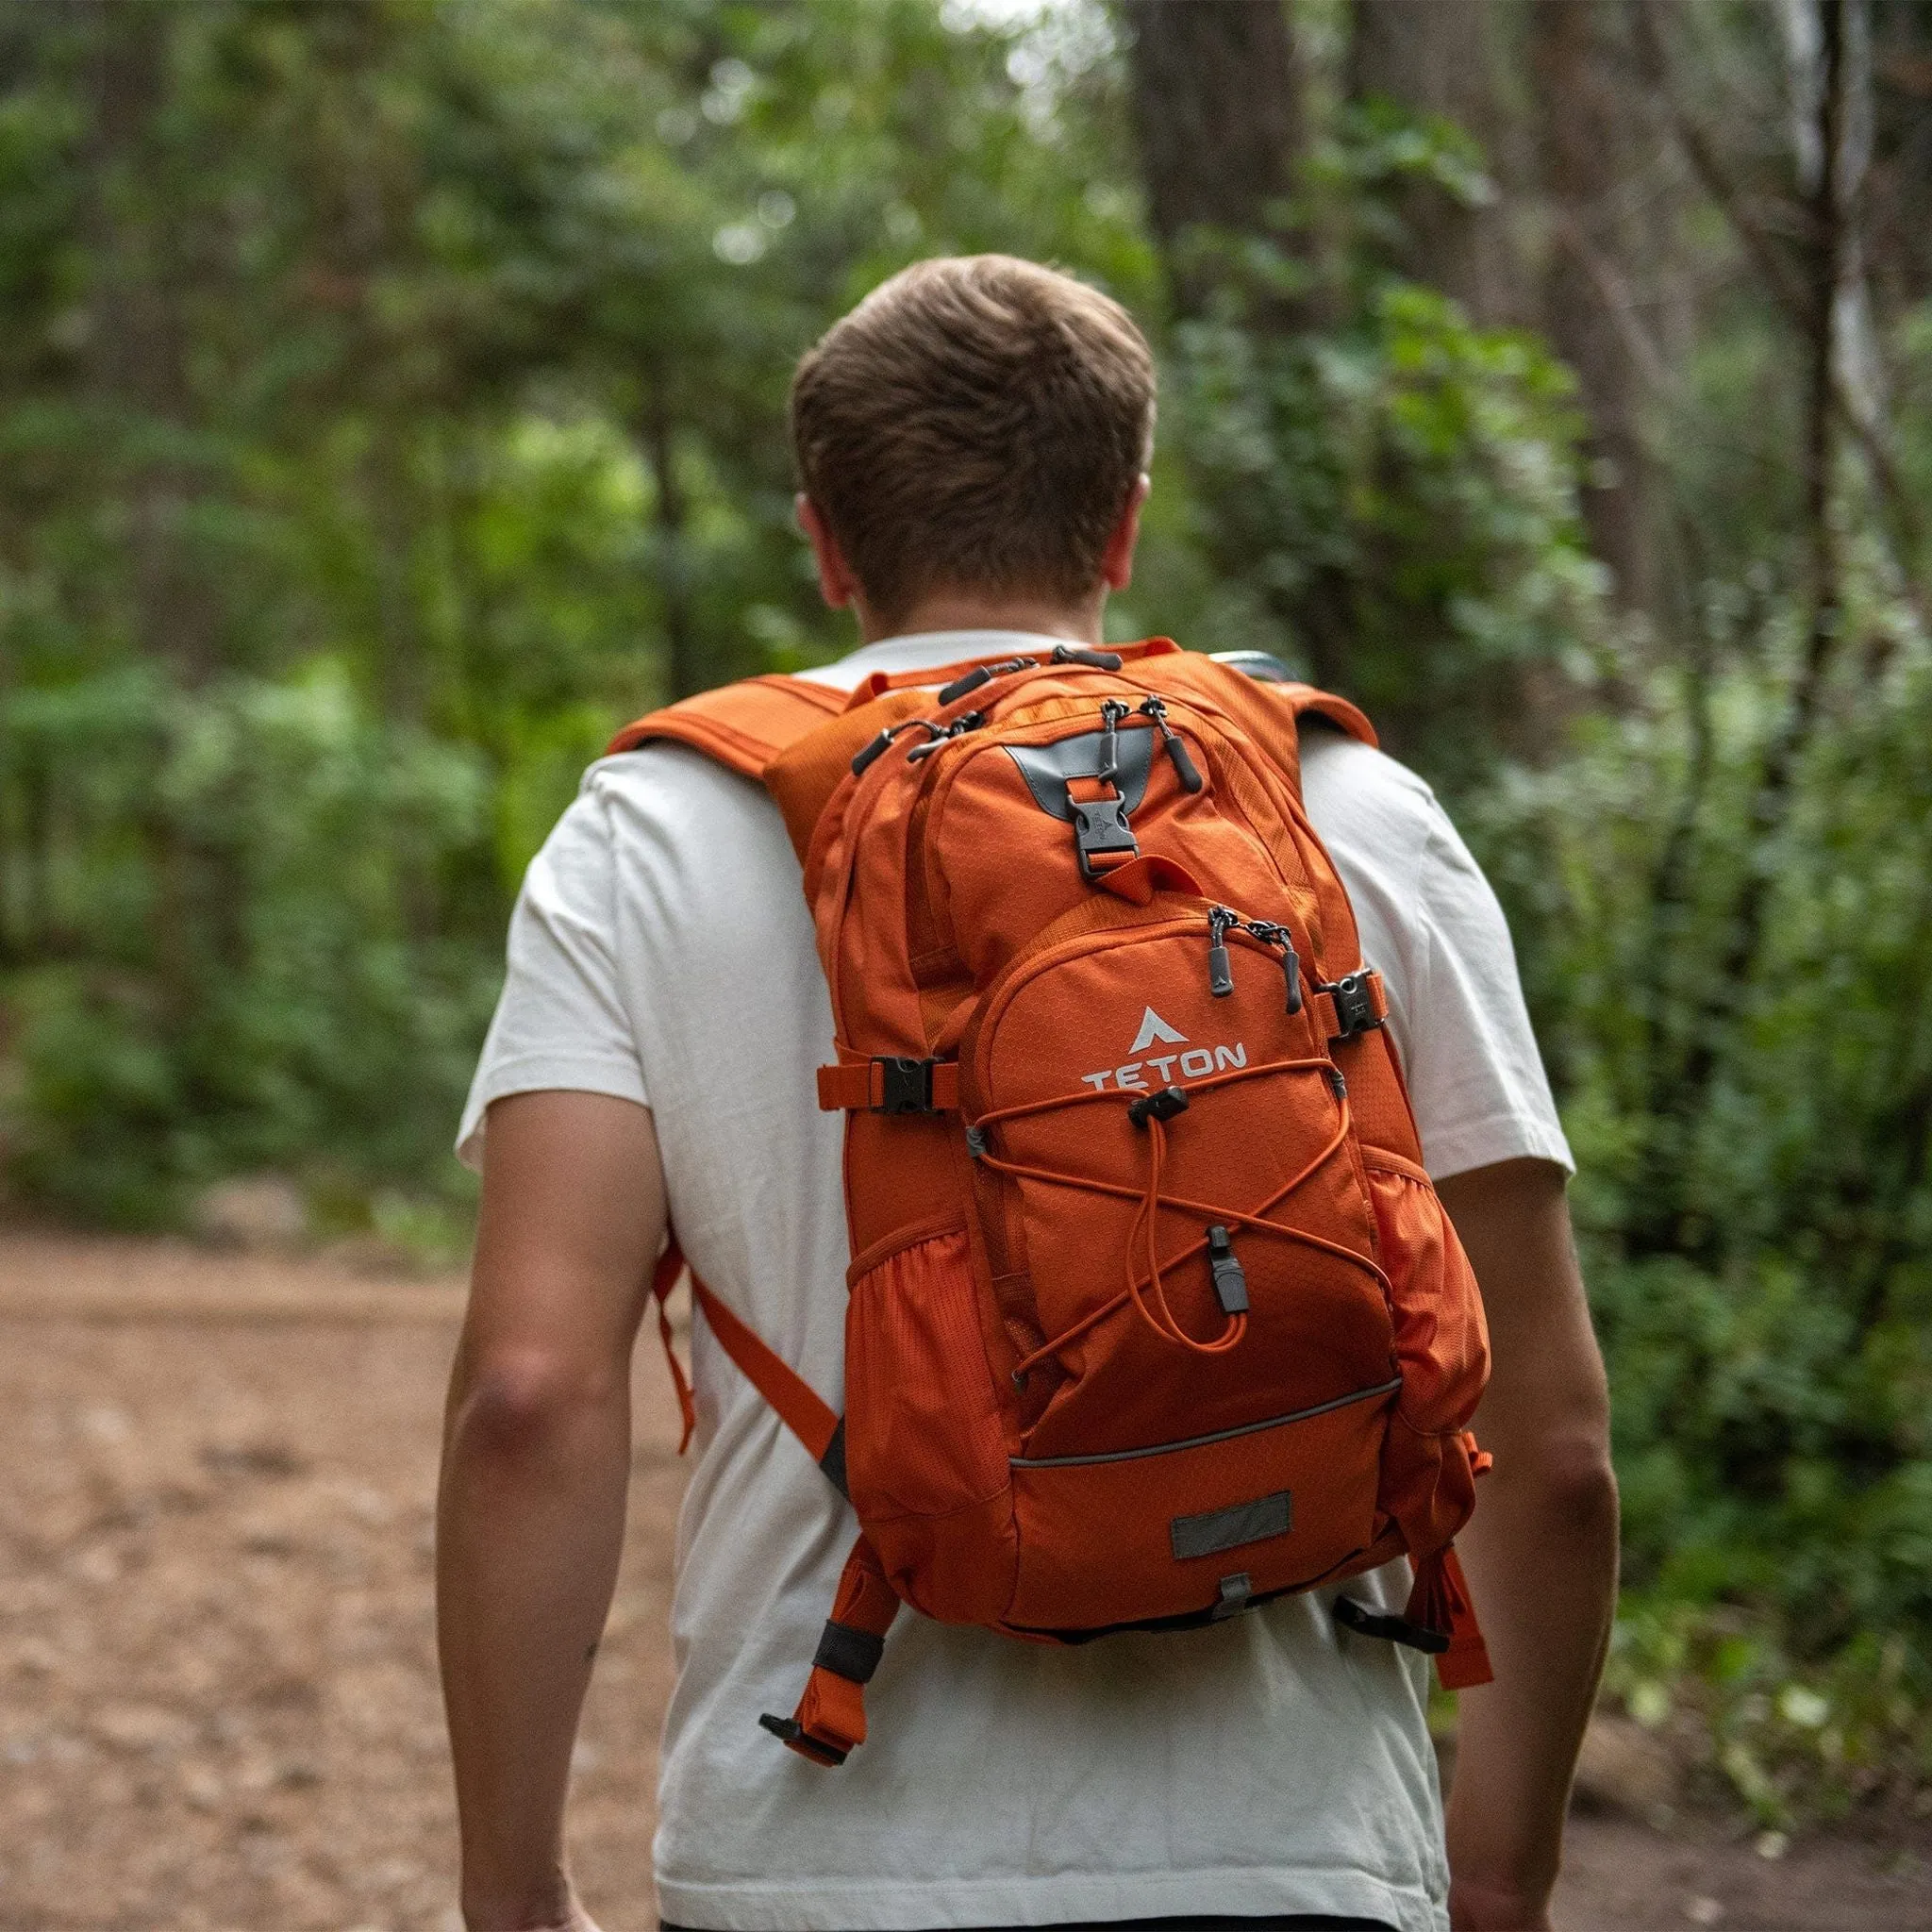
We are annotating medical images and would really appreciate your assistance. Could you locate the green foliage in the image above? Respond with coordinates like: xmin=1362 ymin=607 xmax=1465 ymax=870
xmin=0 ymin=0 xmax=1148 ymax=1224
xmin=1170 ymin=276 xmax=1603 ymax=771
xmin=3 ymin=659 xmax=497 ymax=1223
xmin=1469 ymin=564 xmax=1932 ymax=1809
xmin=1606 ymin=1594 xmax=1932 ymax=1825
xmin=1156 ymin=107 xmax=1606 ymax=774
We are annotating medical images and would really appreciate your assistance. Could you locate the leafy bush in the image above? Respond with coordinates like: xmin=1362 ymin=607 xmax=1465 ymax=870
xmin=1469 ymin=575 xmax=1932 ymax=1811
xmin=1 ymin=660 xmax=497 ymax=1224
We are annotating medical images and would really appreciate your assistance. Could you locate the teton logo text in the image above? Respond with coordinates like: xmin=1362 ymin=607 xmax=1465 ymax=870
xmin=1081 ymin=1007 xmax=1247 ymax=1093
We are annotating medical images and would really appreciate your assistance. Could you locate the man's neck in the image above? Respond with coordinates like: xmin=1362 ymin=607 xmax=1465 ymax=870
xmin=857 ymin=589 xmax=1105 ymax=647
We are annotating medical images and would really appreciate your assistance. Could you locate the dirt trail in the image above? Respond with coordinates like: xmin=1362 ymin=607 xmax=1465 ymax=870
xmin=0 ymin=1232 xmax=1925 ymax=1932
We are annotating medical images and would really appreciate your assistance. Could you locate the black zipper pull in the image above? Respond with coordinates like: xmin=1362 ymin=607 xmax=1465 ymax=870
xmin=1097 ymin=698 xmax=1129 ymax=785
xmin=905 ymin=709 xmax=986 ymax=762
xmin=1208 ymin=907 xmax=1235 ymax=997
xmin=1207 ymin=1224 xmax=1249 ymax=1314
xmin=1261 ymin=924 xmax=1302 ymax=1013
xmin=937 ymin=657 xmax=1035 ymax=706
xmin=1244 ymin=920 xmax=1304 ymax=1014
xmin=1050 ymin=644 xmax=1124 ymax=670
xmin=1140 ymin=697 xmax=1204 ymax=793
xmin=851 ymin=718 xmax=941 ymax=776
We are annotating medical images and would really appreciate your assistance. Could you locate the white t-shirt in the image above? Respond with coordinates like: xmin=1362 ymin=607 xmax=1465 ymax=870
xmin=458 ymin=631 xmax=1572 ymax=1932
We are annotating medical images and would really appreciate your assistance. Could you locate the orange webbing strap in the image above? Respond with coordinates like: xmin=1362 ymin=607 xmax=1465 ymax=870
xmin=606 ymin=675 xmax=845 ymax=779
xmin=758 ymin=1532 xmax=902 ymax=1766
xmin=815 ymin=1059 xmax=961 ymax=1112
xmin=649 ymin=1244 xmax=698 ymax=1454
xmin=652 ymin=1237 xmax=845 ymax=1484
xmin=1408 ymin=1544 xmax=1493 ymax=1690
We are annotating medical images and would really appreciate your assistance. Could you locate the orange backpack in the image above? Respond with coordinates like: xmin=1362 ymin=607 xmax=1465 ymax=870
xmin=611 ymin=640 xmax=1493 ymax=1767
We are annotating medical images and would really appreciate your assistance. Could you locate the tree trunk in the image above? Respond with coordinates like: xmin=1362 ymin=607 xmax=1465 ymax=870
xmin=1638 ymin=0 xmax=1855 ymax=1252
xmin=641 ymin=390 xmax=701 ymax=702
xmin=1530 ymin=0 xmax=1657 ymax=612
xmin=1346 ymin=0 xmax=1518 ymax=325
xmin=1121 ymin=0 xmax=1305 ymax=319
xmin=80 ymin=3 xmax=217 ymax=683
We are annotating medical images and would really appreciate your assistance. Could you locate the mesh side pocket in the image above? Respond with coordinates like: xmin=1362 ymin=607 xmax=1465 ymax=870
xmin=845 ymin=1227 xmax=1009 ymax=1520
xmin=1363 ymin=1157 xmax=1489 ymax=1435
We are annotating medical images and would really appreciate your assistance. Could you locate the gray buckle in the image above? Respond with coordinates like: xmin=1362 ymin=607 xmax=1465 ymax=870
xmin=1071 ymin=793 xmax=1138 ymax=880
xmin=1326 ymin=970 xmax=1382 ymax=1040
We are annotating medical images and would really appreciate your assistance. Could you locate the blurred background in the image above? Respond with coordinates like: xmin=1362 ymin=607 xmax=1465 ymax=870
xmin=2 ymin=0 xmax=1930 ymax=1923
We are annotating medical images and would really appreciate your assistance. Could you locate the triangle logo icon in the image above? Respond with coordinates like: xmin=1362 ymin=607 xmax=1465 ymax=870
xmin=1130 ymin=1006 xmax=1189 ymax=1053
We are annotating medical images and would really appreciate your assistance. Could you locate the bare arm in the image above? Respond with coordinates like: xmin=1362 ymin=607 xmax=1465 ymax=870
xmin=438 ymin=1091 xmax=669 ymax=1932
xmin=1435 ymin=1158 xmax=1619 ymax=1932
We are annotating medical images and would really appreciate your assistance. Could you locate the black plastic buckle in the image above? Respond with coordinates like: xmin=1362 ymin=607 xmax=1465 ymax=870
xmin=1331 ymin=1594 xmax=1450 ymax=1656
xmin=872 ymin=1056 xmax=936 ymax=1114
xmin=1071 ymin=793 xmax=1139 ymax=881
xmin=1325 ymin=970 xmax=1383 ymax=1041
xmin=757 ymin=1712 xmax=848 ymax=1765
xmin=812 ymin=1618 xmax=886 ymax=1685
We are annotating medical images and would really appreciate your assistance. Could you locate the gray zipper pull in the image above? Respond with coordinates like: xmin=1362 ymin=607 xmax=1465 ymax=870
xmin=1141 ymin=697 xmax=1204 ymax=793
xmin=1208 ymin=907 xmax=1236 ymax=997
xmin=1207 ymin=1225 xmax=1249 ymax=1314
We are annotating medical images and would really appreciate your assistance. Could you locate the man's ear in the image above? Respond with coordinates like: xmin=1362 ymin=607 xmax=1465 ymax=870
xmin=1100 ymin=475 xmax=1152 ymax=592
xmin=797 ymin=494 xmax=861 ymax=611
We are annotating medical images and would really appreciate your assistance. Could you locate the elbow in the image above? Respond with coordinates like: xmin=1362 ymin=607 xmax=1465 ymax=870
xmin=447 ymin=1348 xmax=618 ymax=1465
xmin=1534 ymin=1427 xmax=1620 ymax=1539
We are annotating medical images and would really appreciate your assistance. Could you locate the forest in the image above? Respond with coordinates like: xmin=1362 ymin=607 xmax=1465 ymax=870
xmin=2 ymin=0 xmax=1930 ymax=1824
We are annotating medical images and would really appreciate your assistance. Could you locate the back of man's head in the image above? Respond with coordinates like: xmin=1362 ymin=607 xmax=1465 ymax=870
xmin=790 ymin=255 xmax=1155 ymax=630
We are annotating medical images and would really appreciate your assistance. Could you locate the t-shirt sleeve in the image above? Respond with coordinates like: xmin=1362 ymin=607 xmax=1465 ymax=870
xmin=1401 ymin=808 xmax=1574 ymax=1181
xmin=455 ymin=779 xmax=648 ymax=1171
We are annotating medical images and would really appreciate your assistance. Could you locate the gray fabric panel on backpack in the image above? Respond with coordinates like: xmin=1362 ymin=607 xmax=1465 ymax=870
xmin=1169 ymin=1490 xmax=1292 ymax=1561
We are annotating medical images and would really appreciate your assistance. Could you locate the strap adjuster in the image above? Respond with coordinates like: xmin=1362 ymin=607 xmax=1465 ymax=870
xmin=817 ymin=1059 xmax=960 ymax=1112
xmin=874 ymin=1056 xmax=936 ymax=1113
xmin=1322 ymin=969 xmax=1386 ymax=1041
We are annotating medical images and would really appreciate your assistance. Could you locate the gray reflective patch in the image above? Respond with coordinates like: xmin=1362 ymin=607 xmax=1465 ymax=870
xmin=1169 ymin=1490 xmax=1292 ymax=1561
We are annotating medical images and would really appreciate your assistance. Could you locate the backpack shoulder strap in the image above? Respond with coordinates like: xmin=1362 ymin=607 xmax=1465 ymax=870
xmin=1274 ymin=681 xmax=1376 ymax=746
xmin=1152 ymin=654 xmax=1375 ymax=774
xmin=606 ymin=674 xmax=846 ymax=779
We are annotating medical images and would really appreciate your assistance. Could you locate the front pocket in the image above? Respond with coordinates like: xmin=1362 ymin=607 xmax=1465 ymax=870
xmin=1003 ymin=1378 xmax=1396 ymax=1633
xmin=844 ymin=1227 xmax=1008 ymax=1521
xmin=962 ymin=908 xmax=1393 ymax=1461
xmin=1362 ymin=1155 xmax=1489 ymax=1434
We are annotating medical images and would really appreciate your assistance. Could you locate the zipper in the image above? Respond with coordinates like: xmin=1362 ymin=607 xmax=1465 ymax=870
xmin=1095 ymin=697 xmax=1130 ymax=785
xmin=1010 ymin=1375 xmax=1401 ymax=1466
xmin=906 ymin=708 xmax=987 ymax=762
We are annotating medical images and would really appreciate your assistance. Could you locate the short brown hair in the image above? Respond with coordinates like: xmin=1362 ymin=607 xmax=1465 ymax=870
xmin=790 ymin=255 xmax=1155 ymax=626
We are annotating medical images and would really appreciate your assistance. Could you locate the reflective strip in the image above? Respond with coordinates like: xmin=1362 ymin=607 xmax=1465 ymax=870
xmin=1171 ymin=1491 xmax=1291 ymax=1561
xmin=1009 ymin=1375 xmax=1402 ymax=1468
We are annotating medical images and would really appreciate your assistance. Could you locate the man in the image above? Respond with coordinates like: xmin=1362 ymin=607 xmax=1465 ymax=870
xmin=438 ymin=256 xmax=1618 ymax=1932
